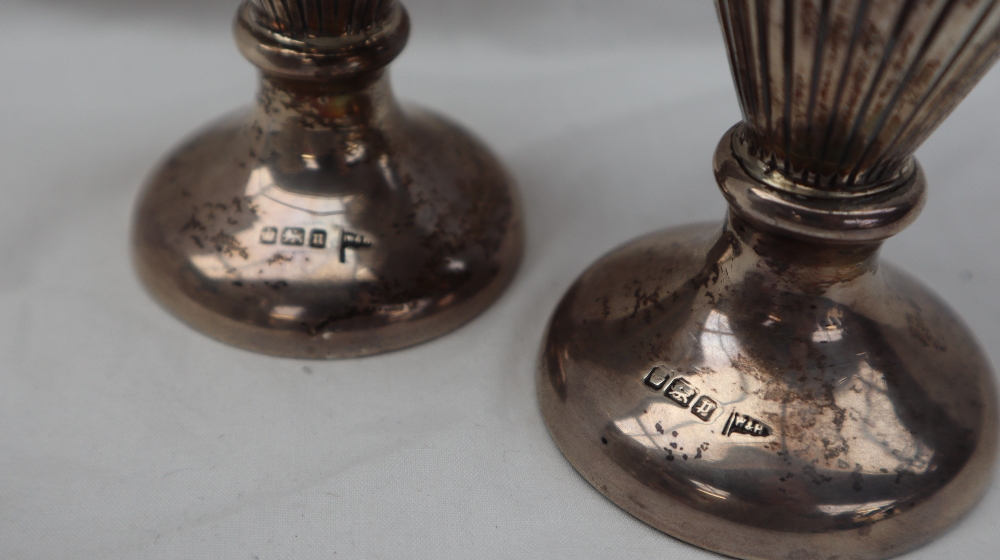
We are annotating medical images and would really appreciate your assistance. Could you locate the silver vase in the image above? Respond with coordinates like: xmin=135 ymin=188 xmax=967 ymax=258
xmin=132 ymin=0 xmax=524 ymax=358
xmin=538 ymin=2 xmax=1000 ymax=558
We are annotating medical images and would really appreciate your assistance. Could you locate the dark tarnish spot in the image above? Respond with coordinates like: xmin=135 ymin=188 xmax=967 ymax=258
xmin=628 ymin=284 xmax=665 ymax=320
xmin=907 ymin=313 xmax=947 ymax=351
xmin=306 ymin=305 xmax=378 ymax=335
xmin=598 ymin=294 xmax=611 ymax=319
xmin=267 ymin=253 xmax=293 ymax=266
xmin=822 ymin=437 xmax=849 ymax=460
xmin=180 ymin=211 xmax=206 ymax=234
xmin=210 ymin=231 xmax=249 ymax=259
xmin=851 ymin=470 xmax=864 ymax=492
xmin=894 ymin=469 xmax=917 ymax=485
xmin=832 ymin=407 xmax=846 ymax=429
xmin=802 ymin=464 xmax=833 ymax=486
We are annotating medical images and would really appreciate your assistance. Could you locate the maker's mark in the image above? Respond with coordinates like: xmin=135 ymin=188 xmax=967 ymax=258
xmin=724 ymin=412 xmax=771 ymax=437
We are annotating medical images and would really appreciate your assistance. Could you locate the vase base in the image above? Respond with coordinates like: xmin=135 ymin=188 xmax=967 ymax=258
xmin=133 ymin=106 xmax=523 ymax=359
xmin=538 ymin=221 xmax=997 ymax=560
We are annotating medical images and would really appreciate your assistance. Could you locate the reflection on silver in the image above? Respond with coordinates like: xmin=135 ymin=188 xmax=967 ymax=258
xmin=700 ymin=310 xmax=740 ymax=368
xmin=245 ymin=166 xmax=350 ymax=216
xmin=691 ymin=480 xmax=732 ymax=501
xmin=270 ymin=305 xmax=306 ymax=321
xmin=817 ymin=499 xmax=896 ymax=518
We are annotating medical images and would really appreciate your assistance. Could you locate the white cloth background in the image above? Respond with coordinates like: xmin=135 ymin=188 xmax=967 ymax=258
xmin=1 ymin=1 xmax=998 ymax=558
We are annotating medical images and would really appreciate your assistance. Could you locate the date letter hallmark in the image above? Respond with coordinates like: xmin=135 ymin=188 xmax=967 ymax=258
xmin=309 ymin=229 xmax=327 ymax=248
xmin=723 ymin=412 xmax=771 ymax=437
xmin=691 ymin=396 xmax=719 ymax=422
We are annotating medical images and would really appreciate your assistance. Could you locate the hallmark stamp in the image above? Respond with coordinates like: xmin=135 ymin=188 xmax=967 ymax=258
xmin=640 ymin=368 xmax=722 ymax=422
xmin=281 ymin=227 xmax=305 ymax=246
xmin=258 ymin=226 xmax=373 ymax=261
xmin=665 ymin=378 xmax=698 ymax=408
xmin=309 ymin=229 xmax=328 ymax=248
xmin=691 ymin=396 xmax=719 ymax=421
xmin=340 ymin=230 xmax=372 ymax=263
xmin=724 ymin=412 xmax=771 ymax=437
xmin=644 ymin=367 xmax=669 ymax=390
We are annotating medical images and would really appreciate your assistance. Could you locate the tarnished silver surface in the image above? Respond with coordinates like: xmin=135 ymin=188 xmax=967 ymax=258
xmin=538 ymin=2 xmax=1000 ymax=558
xmin=132 ymin=0 xmax=523 ymax=358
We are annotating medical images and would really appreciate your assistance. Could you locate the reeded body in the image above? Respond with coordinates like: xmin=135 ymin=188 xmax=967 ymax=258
xmin=132 ymin=1 xmax=523 ymax=358
xmin=538 ymin=1 xmax=1000 ymax=558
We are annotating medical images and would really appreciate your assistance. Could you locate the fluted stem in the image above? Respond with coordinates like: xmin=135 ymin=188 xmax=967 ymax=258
xmin=249 ymin=0 xmax=398 ymax=38
xmin=717 ymin=0 xmax=1000 ymax=191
